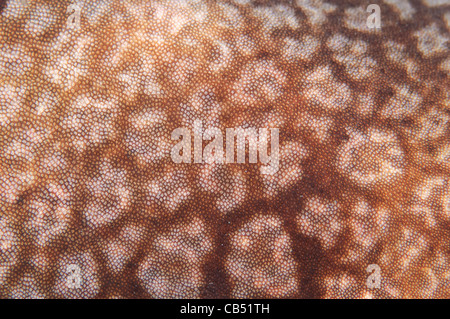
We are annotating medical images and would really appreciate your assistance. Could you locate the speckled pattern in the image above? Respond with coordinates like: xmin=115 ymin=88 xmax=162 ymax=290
xmin=0 ymin=0 xmax=449 ymax=298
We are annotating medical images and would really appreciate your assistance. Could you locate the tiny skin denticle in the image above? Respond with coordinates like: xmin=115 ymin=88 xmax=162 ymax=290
xmin=0 ymin=0 xmax=449 ymax=299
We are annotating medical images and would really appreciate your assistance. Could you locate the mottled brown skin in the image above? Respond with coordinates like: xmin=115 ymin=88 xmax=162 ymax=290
xmin=0 ymin=0 xmax=449 ymax=298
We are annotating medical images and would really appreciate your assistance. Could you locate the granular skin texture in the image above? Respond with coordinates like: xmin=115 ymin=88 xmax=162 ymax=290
xmin=0 ymin=0 xmax=449 ymax=299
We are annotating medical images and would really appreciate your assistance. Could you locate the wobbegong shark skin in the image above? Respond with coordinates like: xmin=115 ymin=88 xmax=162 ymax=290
xmin=0 ymin=0 xmax=449 ymax=299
